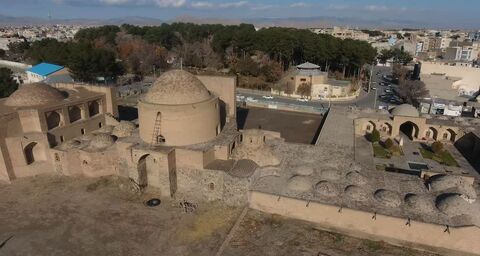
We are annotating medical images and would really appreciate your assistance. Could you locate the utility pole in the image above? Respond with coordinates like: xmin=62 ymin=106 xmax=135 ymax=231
xmin=373 ymin=88 xmax=378 ymax=109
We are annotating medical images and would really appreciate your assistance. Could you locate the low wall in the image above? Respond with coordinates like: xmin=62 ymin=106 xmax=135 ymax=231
xmin=320 ymin=88 xmax=361 ymax=102
xmin=0 ymin=60 xmax=31 ymax=70
xmin=249 ymin=191 xmax=480 ymax=256
xmin=245 ymin=101 xmax=326 ymax=115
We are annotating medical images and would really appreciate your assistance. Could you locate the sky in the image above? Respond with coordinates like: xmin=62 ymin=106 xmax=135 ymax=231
xmin=0 ymin=0 xmax=479 ymax=28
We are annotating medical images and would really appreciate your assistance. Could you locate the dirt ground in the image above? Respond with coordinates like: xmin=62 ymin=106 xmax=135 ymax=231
xmin=0 ymin=174 xmax=240 ymax=256
xmin=0 ymin=175 xmax=442 ymax=256
xmin=222 ymin=210 xmax=441 ymax=256
xmin=237 ymin=107 xmax=323 ymax=144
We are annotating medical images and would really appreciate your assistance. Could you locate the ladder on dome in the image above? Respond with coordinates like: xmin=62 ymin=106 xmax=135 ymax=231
xmin=150 ymin=113 xmax=164 ymax=147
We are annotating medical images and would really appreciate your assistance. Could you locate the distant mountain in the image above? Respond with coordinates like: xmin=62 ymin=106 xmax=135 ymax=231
xmin=0 ymin=13 xmax=473 ymax=29
xmin=0 ymin=14 xmax=164 ymax=26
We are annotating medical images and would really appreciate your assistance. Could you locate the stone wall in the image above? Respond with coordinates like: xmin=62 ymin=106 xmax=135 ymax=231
xmin=249 ymin=191 xmax=480 ymax=256
xmin=175 ymin=167 xmax=224 ymax=202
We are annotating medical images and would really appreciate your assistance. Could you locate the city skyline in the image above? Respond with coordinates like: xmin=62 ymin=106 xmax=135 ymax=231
xmin=0 ymin=0 xmax=479 ymax=29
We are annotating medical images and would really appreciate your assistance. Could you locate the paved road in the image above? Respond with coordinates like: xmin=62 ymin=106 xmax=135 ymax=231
xmin=237 ymin=66 xmax=398 ymax=109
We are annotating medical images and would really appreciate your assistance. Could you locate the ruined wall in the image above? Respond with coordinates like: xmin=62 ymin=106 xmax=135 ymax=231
xmin=197 ymin=75 xmax=236 ymax=119
xmin=175 ymin=167 xmax=224 ymax=202
xmin=249 ymin=191 xmax=480 ymax=256
xmin=4 ymin=133 xmax=54 ymax=178
xmin=223 ymin=175 xmax=252 ymax=206
xmin=52 ymin=83 xmax=118 ymax=117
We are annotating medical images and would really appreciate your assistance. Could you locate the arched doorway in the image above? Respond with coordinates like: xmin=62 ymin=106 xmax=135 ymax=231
xmin=137 ymin=154 xmax=150 ymax=189
xmin=24 ymin=142 xmax=46 ymax=165
xmin=88 ymin=100 xmax=100 ymax=117
xmin=46 ymin=111 xmax=61 ymax=130
xmin=399 ymin=121 xmax=419 ymax=140
xmin=365 ymin=121 xmax=376 ymax=133
xmin=68 ymin=105 xmax=82 ymax=123
xmin=443 ymin=129 xmax=457 ymax=142
xmin=382 ymin=122 xmax=392 ymax=136
xmin=425 ymin=127 xmax=438 ymax=140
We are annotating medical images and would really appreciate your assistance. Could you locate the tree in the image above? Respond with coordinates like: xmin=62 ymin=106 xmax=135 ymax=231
xmin=116 ymin=32 xmax=168 ymax=77
xmin=260 ymin=61 xmax=283 ymax=83
xmin=431 ymin=141 xmax=444 ymax=154
xmin=392 ymin=63 xmax=409 ymax=83
xmin=233 ymin=57 xmax=261 ymax=76
xmin=0 ymin=68 xmax=18 ymax=98
xmin=0 ymin=49 xmax=5 ymax=58
xmin=369 ymin=129 xmax=380 ymax=143
xmin=384 ymin=138 xmax=394 ymax=149
xmin=7 ymin=40 xmax=29 ymax=55
xmin=397 ymin=80 xmax=429 ymax=105
xmin=379 ymin=49 xmax=412 ymax=65
xmin=296 ymin=82 xmax=311 ymax=97
xmin=68 ymin=43 xmax=123 ymax=82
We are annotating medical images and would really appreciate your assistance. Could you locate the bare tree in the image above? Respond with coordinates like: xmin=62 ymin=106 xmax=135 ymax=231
xmin=296 ymin=82 xmax=312 ymax=98
xmin=116 ymin=32 xmax=168 ymax=77
xmin=392 ymin=63 xmax=409 ymax=84
xmin=397 ymin=80 xmax=429 ymax=105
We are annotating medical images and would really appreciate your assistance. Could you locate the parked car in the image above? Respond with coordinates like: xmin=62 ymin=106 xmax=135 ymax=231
xmin=297 ymin=98 xmax=309 ymax=102
xmin=262 ymin=95 xmax=274 ymax=100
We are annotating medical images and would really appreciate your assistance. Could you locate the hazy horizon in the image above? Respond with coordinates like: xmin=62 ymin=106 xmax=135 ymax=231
xmin=0 ymin=0 xmax=479 ymax=29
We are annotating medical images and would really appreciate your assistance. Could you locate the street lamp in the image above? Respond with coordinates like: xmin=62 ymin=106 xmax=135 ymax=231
xmin=373 ymin=87 xmax=378 ymax=109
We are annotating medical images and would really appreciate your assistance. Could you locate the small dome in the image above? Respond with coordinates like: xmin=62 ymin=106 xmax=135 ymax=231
xmin=112 ymin=121 xmax=136 ymax=138
xmin=89 ymin=134 xmax=115 ymax=149
xmin=391 ymin=104 xmax=419 ymax=117
xmin=142 ymin=70 xmax=211 ymax=105
xmin=315 ymin=180 xmax=339 ymax=197
xmin=374 ymin=189 xmax=402 ymax=207
xmin=436 ymin=193 xmax=474 ymax=217
xmin=287 ymin=175 xmax=313 ymax=192
xmin=345 ymin=171 xmax=368 ymax=185
xmin=5 ymin=82 xmax=66 ymax=107
xmin=404 ymin=193 xmax=436 ymax=214
xmin=428 ymin=175 xmax=476 ymax=199
xmin=344 ymin=185 xmax=369 ymax=202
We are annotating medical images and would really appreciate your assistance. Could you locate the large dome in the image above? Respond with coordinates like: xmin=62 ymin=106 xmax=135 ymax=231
xmin=5 ymin=82 xmax=66 ymax=107
xmin=143 ymin=70 xmax=212 ymax=105
xmin=391 ymin=104 xmax=420 ymax=117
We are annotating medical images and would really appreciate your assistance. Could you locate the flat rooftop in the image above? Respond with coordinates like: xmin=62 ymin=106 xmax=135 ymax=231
xmin=421 ymin=74 xmax=473 ymax=102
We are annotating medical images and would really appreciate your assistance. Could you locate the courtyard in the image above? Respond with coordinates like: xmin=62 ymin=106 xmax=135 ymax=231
xmin=358 ymin=134 xmax=478 ymax=178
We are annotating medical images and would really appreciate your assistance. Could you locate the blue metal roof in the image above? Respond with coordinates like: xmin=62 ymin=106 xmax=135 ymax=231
xmin=27 ymin=62 xmax=64 ymax=77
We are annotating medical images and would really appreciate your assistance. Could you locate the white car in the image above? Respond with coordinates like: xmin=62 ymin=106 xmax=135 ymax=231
xmin=246 ymin=97 xmax=258 ymax=102
xmin=262 ymin=95 xmax=274 ymax=100
xmin=297 ymin=98 xmax=309 ymax=102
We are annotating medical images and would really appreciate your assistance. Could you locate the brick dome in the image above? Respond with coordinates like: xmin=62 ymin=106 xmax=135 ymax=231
xmin=5 ymin=82 xmax=66 ymax=107
xmin=143 ymin=70 xmax=211 ymax=105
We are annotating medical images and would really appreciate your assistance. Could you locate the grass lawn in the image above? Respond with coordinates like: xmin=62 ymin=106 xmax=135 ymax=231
xmin=372 ymin=142 xmax=403 ymax=159
xmin=372 ymin=143 xmax=391 ymax=159
xmin=419 ymin=148 xmax=459 ymax=167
